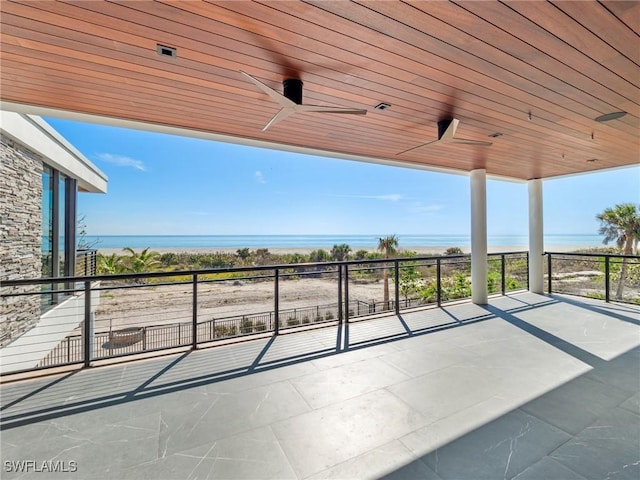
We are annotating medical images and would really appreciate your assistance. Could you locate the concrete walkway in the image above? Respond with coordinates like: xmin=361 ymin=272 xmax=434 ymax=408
xmin=1 ymin=293 xmax=639 ymax=479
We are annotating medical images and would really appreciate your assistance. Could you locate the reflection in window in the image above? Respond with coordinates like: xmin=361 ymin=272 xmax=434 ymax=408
xmin=40 ymin=165 xmax=76 ymax=310
xmin=41 ymin=166 xmax=53 ymax=278
xmin=59 ymin=173 xmax=66 ymax=276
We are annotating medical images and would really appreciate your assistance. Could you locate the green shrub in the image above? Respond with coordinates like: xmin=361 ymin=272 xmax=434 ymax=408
xmin=214 ymin=325 xmax=237 ymax=338
xmin=240 ymin=318 xmax=253 ymax=334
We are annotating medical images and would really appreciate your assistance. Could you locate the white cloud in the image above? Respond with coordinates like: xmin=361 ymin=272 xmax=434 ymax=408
xmin=97 ymin=153 xmax=146 ymax=171
xmin=255 ymin=171 xmax=266 ymax=184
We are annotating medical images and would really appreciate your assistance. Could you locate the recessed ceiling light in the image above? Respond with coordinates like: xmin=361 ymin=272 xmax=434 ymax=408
xmin=157 ymin=44 xmax=177 ymax=58
xmin=595 ymin=111 xmax=626 ymax=122
xmin=374 ymin=102 xmax=391 ymax=110
xmin=488 ymin=132 xmax=503 ymax=138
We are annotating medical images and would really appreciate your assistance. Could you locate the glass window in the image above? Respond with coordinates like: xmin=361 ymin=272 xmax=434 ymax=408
xmin=59 ymin=173 xmax=66 ymax=276
xmin=41 ymin=166 xmax=77 ymax=310
xmin=41 ymin=166 xmax=53 ymax=278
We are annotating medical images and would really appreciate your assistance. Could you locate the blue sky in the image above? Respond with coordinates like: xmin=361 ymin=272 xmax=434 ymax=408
xmin=45 ymin=117 xmax=639 ymax=237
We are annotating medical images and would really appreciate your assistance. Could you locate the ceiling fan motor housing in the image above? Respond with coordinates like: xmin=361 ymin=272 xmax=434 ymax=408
xmin=437 ymin=119 xmax=453 ymax=140
xmin=283 ymin=79 xmax=304 ymax=105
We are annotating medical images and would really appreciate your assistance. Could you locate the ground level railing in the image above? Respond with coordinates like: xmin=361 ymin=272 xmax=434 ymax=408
xmin=76 ymin=249 xmax=98 ymax=277
xmin=1 ymin=252 xmax=530 ymax=375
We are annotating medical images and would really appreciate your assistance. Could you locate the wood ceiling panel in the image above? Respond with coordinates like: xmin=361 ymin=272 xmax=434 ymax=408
xmin=308 ymin=0 xmax=638 ymax=129
xmin=0 ymin=0 xmax=637 ymax=180
xmin=502 ymin=1 xmax=640 ymax=111
xmin=413 ymin=1 xmax=639 ymax=104
xmin=546 ymin=1 xmax=639 ymax=66
xmin=601 ymin=1 xmax=640 ymax=34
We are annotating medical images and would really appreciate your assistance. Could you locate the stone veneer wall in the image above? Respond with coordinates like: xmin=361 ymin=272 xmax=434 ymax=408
xmin=0 ymin=133 xmax=43 ymax=346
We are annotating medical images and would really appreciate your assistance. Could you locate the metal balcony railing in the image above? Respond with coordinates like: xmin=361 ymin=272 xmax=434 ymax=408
xmin=2 ymin=251 xmax=529 ymax=375
xmin=545 ymin=251 xmax=640 ymax=304
xmin=75 ymin=249 xmax=98 ymax=277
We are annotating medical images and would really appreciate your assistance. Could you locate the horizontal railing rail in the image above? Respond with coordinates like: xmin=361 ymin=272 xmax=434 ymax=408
xmin=1 ymin=252 xmax=530 ymax=375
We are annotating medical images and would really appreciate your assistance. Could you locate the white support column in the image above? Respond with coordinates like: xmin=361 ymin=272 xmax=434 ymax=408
xmin=528 ymin=179 xmax=544 ymax=293
xmin=470 ymin=169 xmax=488 ymax=304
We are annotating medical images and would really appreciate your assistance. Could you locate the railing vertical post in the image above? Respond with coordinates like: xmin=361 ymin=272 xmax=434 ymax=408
xmin=547 ymin=253 xmax=552 ymax=294
xmin=344 ymin=264 xmax=350 ymax=324
xmin=394 ymin=260 xmax=400 ymax=314
xmin=274 ymin=268 xmax=280 ymax=335
xmin=605 ymin=256 xmax=610 ymax=303
xmin=338 ymin=264 xmax=343 ymax=325
xmin=192 ymin=274 xmax=198 ymax=349
xmin=83 ymin=280 xmax=92 ymax=368
xmin=436 ymin=258 xmax=442 ymax=307
xmin=501 ymin=254 xmax=506 ymax=295
xmin=525 ymin=252 xmax=528 ymax=290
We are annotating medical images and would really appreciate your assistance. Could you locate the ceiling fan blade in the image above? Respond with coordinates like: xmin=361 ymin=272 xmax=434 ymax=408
xmin=262 ymin=107 xmax=295 ymax=131
xmin=297 ymin=104 xmax=367 ymax=115
xmin=448 ymin=138 xmax=493 ymax=146
xmin=396 ymin=140 xmax=438 ymax=155
xmin=240 ymin=71 xmax=295 ymax=108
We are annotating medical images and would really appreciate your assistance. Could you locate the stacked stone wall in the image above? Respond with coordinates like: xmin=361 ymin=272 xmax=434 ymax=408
xmin=0 ymin=133 xmax=42 ymax=346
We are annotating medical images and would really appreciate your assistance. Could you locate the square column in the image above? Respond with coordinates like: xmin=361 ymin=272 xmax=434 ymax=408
xmin=470 ymin=169 xmax=488 ymax=304
xmin=528 ymin=179 xmax=544 ymax=293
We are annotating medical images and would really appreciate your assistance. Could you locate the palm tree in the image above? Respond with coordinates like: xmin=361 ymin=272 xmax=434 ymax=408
xmin=97 ymin=253 xmax=122 ymax=275
xmin=122 ymin=247 xmax=160 ymax=275
xmin=330 ymin=244 xmax=351 ymax=261
xmin=378 ymin=235 xmax=399 ymax=307
xmin=596 ymin=203 xmax=640 ymax=299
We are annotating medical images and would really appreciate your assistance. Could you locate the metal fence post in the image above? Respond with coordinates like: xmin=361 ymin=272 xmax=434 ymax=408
xmin=547 ymin=253 xmax=552 ymax=294
xmin=605 ymin=256 xmax=610 ymax=303
xmin=394 ymin=260 xmax=400 ymax=314
xmin=274 ymin=268 xmax=280 ymax=334
xmin=344 ymin=264 xmax=350 ymax=324
xmin=436 ymin=258 xmax=442 ymax=307
xmin=192 ymin=274 xmax=198 ymax=349
xmin=501 ymin=254 xmax=506 ymax=295
xmin=526 ymin=252 xmax=530 ymax=291
xmin=338 ymin=265 xmax=343 ymax=325
xmin=83 ymin=280 xmax=92 ymax=368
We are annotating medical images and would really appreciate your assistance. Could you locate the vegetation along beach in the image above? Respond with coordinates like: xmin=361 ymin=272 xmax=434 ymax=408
xmin=77 ymin=206 xmax=639 ymax=348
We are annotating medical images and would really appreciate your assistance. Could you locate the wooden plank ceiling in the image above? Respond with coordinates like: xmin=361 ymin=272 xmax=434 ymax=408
xmin=1 ymin=0 xmax=638 ymax=180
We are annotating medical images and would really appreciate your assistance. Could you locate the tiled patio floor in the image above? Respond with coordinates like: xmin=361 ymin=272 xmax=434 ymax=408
xmin=1 ymin=293 xmax=639 ymax=479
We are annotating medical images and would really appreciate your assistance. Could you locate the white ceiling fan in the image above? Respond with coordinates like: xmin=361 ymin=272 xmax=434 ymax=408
xmin=241 ymin=71 xmax=367 ymax=131
xmin=398 ymin=118 xmax=492 ymax=155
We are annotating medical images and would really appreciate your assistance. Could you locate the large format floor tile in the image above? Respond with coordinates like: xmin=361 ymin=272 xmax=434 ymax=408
xmin=1 ymin=293 xmax=638 ymax=480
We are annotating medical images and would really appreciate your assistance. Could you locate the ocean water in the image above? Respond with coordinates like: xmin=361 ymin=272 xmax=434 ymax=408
xmin=83 ymin=234 xmax=606 ymax=250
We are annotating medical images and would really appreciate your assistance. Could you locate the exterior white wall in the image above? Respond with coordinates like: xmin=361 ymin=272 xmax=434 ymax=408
xmin=470 ymin=169 xmax=488 ymax=304
xmin=528 ymin=179 xmax=544 ymax=293
xmin=0 ymin=111 xmax=107 ymax=193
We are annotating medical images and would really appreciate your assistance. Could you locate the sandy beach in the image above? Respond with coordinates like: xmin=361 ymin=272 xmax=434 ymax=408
xmin=97 ymin=245 xmax=589 ymax=256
